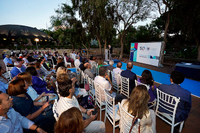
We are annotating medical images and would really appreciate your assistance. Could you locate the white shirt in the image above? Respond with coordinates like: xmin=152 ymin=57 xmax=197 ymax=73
xmin=94 ymin=76 xmax=111 ymax=92
xmin=74 ymin=59 xmax=81 ymax=69
xmin=94 ymin=76 xmax=111 ymax=101
xmin=23 ymin=58 xmax=29 ymax=66
xmin=113 ymin=67 xmax=122 ymax=85
xmin=55 ymin=96 xmax=81 ymax=120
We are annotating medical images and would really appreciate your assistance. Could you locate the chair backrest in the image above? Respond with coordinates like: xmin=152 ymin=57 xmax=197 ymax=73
xmin=91 ymin=63 xmax=97 ymax=75
xmin=135 ymin=80 xmax=150 ymax=90
xmin=155 ymin=89 xmax=180 ymax=119
xmin=120 ymin=75 xmax=130 ymax=98
xmin=52 ymin=99 xmax=59 ymax=121
xmin=118 ymin=103 xmax=140 ymax=133
xmin=111 ymin=71 xmax=119 ymax=91
xmin=94 ymin=81 xmax=105 ymax=102
xmin=104 ymin=89 xmax=116 ymax=120
xmin=88 ymin=76 xmax=94 ymax=90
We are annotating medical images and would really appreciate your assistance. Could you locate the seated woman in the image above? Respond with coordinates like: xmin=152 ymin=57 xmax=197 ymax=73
xmin=120 ymin=85 xmax=156 ymax=133
xmin=64 ymin=53 xmax=74 ymax=65
xmin=7 ymin=79 xmax=56 ymax=133
xmin=138 ymin=70 xmax=156 ymax=102
xmin=17 ymin=72 xmax=57 ymax=104
xmin=26 ymin=67 xmax=56 ymax=94
xmin=54 ymin=107 xmax=84 ymax=133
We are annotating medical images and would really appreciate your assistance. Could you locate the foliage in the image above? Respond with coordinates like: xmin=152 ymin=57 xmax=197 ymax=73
xmin=174 ymin=46 xmax=197 ymax=59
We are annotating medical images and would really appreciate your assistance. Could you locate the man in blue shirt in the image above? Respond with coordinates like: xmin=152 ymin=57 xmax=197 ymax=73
xmin=0 ymin=91 xmax=47 ymax=133
xmin=154 ymin=71 xmax=191 ymax=123
xmin=10 ymin=59 xmax=26 ymax=78
xmin=3 ymin=54 xmax=14 ymax=67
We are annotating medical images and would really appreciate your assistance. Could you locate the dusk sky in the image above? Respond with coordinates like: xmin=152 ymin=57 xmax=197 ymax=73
xmin=0 ymin=0 xmax=151 ymax=30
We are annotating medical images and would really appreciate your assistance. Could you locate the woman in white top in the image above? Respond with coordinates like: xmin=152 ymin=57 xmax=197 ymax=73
xmin=121 ymin=85 xmax=156 ymax=133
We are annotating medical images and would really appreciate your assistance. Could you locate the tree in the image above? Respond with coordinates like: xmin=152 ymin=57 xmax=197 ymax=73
xmin=110 ymin=0 xmax=152 ymax=59
xmin=152 ymin=0 xmax=174 ymax=63
xmin=72 ymin=0 xmax=116 ymax=55
xmin=172 ymin=0 xmax=200 ymax=61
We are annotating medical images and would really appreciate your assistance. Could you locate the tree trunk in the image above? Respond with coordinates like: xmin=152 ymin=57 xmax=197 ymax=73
xmin=160 ymin=13 xmax=170 ymax=64
xmin=196 ymin=38 xmax=200 ymax=62
xmin=104 ymin=39 xmax=107 ymax=54
xmin=119 ymin=32 xmax=125 ymax=60
xmin=96 ymin=34 xmax=102 ymax=55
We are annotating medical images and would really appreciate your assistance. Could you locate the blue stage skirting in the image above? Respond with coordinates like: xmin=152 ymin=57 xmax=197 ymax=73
xmin=68 ymin=62 xmax=200 ymax=97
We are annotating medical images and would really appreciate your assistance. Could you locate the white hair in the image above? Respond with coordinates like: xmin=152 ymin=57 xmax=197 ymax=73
xmin=109 ymin=60 xmax=114 ymax=65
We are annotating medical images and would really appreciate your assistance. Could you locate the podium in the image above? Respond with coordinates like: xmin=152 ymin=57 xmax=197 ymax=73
xmin=105 ymin=49 xmax=109 ymax=61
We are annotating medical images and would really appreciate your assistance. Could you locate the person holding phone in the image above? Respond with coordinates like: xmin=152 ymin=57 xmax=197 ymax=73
xmin=53 ymin=78 xmax=105 ymax=133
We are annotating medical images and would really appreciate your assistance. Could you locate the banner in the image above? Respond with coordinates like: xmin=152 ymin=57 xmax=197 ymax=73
xmin=130 ymin=42 xmax=162 ymax=67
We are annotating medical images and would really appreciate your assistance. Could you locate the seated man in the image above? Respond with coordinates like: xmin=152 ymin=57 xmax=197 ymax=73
xmin=54 ymin=79 xmax=105 ymax=133
xmin=84 ymin=62 xmax=95 ymax=79
xmin=3 ymin=54 xmax=14 ymax=67
xmin=121 ymin=61 xmax=137 ymax=96
xmin=107 ymin=60 xmax=115 ymax=71
xmin=10 ymin=59 xmax=26 ymax=78
xmin=0 ymin=91 xmax=46 ymax=133
xmin=94 ymin=66 xmax=125 ymax=102
xmin=74 ymin=55 xmax=81 ymax=69
xmin=113 ymin=62 xmax=122 ymax=85
xmin=154 ymin=71 xmax=191 ymax=123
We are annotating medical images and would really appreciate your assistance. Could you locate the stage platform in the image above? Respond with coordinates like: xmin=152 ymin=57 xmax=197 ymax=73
xmin=68 ymin=62 xmax=200 ymax=97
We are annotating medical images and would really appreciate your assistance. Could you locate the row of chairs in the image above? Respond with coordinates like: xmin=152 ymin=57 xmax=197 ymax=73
xmin=78 ymin=69 xmax=185 ymax=133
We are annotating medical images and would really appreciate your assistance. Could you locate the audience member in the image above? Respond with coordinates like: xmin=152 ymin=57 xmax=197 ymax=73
xmin=113 ymin=62 xmax=122 ymax=85
xmin=56 ymin=66 xmax=67 ymax=77
xmin=26 ymin=67 xmax=55 ymax=94
xmin=121 ymin=61 xmax=137 ymax=95
xmin=7 ymin=79 xmax=55 ymax=133
xmin=27 ymin=52 xmax=36 ymax=63
xmin=0 ymin=66 xmax=9 ymax=84
xmin=54 ymin=79 xmax=105 ymax=133
xmin=3 ymin=54 xmax=14 ymax=67
xmin=10 ymin=58 xmax=26 ymax=78
xmin=54 ymin=107 xmax=84 ymax=133
xmin=0 ymin=91 xmax=47 ymax=133
xmin=84 ymin=62 xmax=95 ymax=79
xmin=154 ymin=71 xmax=191 ymax=123
xmin=74 ymin=55 xmax=81 ymax=69
xmin=138 ymin=70 xmax=156 ymax=102
xmin=17 ymin=72 xmax=55 ymax=105
xmin=22 ymin=54 xmax=29 ymax=66
xmin=121 ymin=85 xmax=156 ymax=133
xmin=107 ymin=60 xmax=115 ymax=71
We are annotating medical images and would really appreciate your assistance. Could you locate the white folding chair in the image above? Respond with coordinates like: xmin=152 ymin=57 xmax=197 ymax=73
xmin=135 ymin=80 xmax=156 ymax=108
xmin=2 ymin=71 xmax=12 ymax=82
xmin=135 ymin=80 xmax=150 ymax=90
xmin=155 ymin=89 xmax=184 ymax=133
xmin=111 ymin=71 xmax=120 ymax=92
xmin=104 ymin=90 xmax=120 ymax=133
xmin=91 ymin=63 xmax=97 ymax=75
xmin=118 ymin=103 xmax=140 ymax=133
xmin=93 ymin=81 xmax=106 ymax=121
xmin=63 ymin=56 xmax=72 ymax=67
xmin=52 ymin=99 xmax=59 ymax=121
xmin=51 ymin=58 xmax=57 ymax=69
xmin=120 ymin=76 xmax=130 ymax=98
xmin=76 ymin=67 xmax=81 ymax=83
xmin=88 ymin=76 xmax=95 ymax=100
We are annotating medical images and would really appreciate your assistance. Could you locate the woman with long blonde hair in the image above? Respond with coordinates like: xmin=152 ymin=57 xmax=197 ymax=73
xmin=121 ymin=85 xmax=156 ymax=133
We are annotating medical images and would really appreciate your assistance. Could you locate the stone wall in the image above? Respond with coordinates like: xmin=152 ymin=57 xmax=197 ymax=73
xmin=0 ymin=48 xmax=121 ymax=58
